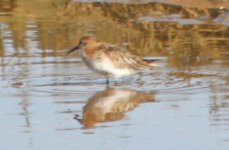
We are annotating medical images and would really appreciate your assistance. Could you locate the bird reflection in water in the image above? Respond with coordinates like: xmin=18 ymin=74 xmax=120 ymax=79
xmin=75 ymin=87 xmax=156 ymax=128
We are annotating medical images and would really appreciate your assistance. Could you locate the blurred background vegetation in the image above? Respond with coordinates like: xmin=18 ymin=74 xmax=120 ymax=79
xmin=0 ymin=0 xmax=228 ymax=67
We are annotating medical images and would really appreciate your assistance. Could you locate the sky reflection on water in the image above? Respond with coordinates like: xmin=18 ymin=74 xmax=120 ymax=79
xmin=0 ymin=0 xmax=229 ymax=150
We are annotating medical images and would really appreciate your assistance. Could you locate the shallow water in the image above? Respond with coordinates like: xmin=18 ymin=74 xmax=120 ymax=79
xmin=0 ymin=0 xmax=229 ymax=150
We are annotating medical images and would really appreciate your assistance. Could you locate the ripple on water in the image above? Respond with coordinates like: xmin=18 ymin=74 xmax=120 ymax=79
xmin=0 ymin=1 xmax=229 ymax=149
xmin=4 ymin=59 xmax=224 ymax=99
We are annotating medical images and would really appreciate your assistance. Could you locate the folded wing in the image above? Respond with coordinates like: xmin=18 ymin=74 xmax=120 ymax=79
xmin=96 ymin=44 xmax=157 ymax=70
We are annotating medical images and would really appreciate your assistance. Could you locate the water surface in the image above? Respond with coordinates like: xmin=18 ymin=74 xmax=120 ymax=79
xmin=0 ymin=0 xmax=229 ymax=150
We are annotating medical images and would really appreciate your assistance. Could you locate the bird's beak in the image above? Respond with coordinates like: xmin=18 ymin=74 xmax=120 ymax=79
xmin=67 ymin=44 xmax=80 ymax=55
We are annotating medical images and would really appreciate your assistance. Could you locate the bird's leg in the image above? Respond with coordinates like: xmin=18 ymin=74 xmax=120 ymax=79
xmin=106 ymin=76 xmax=109 ymax=85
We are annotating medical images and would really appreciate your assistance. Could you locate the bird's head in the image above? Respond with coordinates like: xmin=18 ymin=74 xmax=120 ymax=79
xmin=67 ymin=36 xmax=97 ymax=54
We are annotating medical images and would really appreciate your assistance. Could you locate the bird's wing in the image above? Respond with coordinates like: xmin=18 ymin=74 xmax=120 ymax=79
xmin=96 ymin=44 xmax=156 ymax=70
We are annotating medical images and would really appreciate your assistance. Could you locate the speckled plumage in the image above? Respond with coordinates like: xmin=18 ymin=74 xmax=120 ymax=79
xmin=67 ymin=36 xmax=157 ymax=84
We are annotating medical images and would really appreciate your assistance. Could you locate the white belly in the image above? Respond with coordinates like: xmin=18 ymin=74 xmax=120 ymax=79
xmin=82 ymin=56 xmax=134 ymax=79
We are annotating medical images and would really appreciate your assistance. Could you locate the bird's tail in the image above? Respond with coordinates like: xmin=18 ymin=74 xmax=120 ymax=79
xmin=132 ymin=59 xmax=158 ymax=69
xmin=143 ymin=59 xmax=158 ymax=67
xmin=141 ymin=58 xmax=160 ymax=68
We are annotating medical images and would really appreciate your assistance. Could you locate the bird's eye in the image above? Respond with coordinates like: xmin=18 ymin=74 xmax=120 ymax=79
xmin=80 ymin=41 xmax=87 ymax=46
